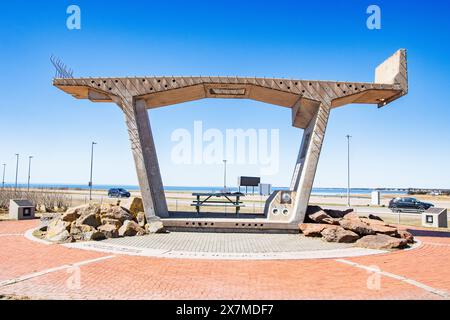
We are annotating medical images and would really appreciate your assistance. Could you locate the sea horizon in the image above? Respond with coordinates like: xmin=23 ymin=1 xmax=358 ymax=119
xmin=1 ymin=183 xmax=413 ymax=195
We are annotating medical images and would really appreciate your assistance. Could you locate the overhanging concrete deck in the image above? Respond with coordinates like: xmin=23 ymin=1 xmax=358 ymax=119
xmin=53 ymin=49 xmax=408 ymax=228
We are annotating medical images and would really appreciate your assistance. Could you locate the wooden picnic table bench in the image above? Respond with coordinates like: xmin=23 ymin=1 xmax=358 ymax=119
xmin=191 ymin=192 xmax=245 ymax=214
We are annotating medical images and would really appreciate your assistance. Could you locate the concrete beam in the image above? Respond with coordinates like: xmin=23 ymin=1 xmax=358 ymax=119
xmin=119 ymin=97 xmax=169 ymax=219
xmin=290 ymin=101 xmax=330 ymax=223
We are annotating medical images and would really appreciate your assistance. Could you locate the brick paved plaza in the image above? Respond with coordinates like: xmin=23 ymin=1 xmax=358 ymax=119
xmin=1 ymin=219 xmax=449 ymax=300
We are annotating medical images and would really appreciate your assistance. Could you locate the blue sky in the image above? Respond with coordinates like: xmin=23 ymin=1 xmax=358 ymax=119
xmin=0 ymin=0 xmax=449 ymax=189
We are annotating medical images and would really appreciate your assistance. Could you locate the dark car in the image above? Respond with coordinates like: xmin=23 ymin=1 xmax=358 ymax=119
xmin=388 ymin=197 xmax=434 ymax=213
xmin=108 ymin=188 xmax=131 ymax=198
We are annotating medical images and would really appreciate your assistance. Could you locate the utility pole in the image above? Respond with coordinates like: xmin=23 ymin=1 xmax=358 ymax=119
xmin=14 ymin=154 xmax=19 ymax=190
xmin=346 ymin=135 xmax=352 ymax=207
xmin=27 ymin=156 xmax=33 ymax=192
xmin=1 ymin=164 xmax=5 ymax=189
xmin=223 ymin=159 xmax=227 ymax=192
xmin=89 ymin=142 xmax=97 ymax=201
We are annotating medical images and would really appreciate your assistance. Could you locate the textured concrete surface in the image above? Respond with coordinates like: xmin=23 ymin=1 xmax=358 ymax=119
xmin=63 ymin=231 xmax=386 ymax=260
xmin=100 ymin=232 xmax=352 ymax=253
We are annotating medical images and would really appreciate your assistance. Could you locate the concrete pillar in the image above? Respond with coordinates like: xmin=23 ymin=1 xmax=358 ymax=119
xmin=290 ymin=102 xmax=330 ymax=223
xmin=120 ymin=97 xmax=169 ymax=219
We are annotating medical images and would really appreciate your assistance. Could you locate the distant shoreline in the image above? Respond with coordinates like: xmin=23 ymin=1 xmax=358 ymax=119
xmin=1 ymin=184 xmax=409 ymax=196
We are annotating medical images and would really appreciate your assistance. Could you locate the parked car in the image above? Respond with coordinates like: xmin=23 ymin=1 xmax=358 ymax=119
xmin=108 ymin=188 xmax=131 ymax=198
xmin=388 ymin=197 xmax=434 ymax=213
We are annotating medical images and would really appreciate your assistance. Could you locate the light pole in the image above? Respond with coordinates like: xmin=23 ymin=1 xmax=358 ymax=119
xmin=223 ymin=159 xmax=227 ymax=192
xmin=14 ymin=154 xmax=19 ymax=190
xmin=27 ymin=156 xmax=33 ymax=192
xmin=89 ymin=142 xmax=97 ymax=201
xmin=1 ymin=164 xmax=5 ymax=189
xmin=346 ymin=135 xmax=352 ymax=207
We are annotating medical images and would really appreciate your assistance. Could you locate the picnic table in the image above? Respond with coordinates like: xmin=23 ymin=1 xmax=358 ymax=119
xmin=191 ymin=192 xmax=245 ymax=214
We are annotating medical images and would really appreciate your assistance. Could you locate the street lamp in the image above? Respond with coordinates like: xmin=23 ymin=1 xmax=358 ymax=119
xmin=89 ymin=142 xmax=97 ymax=201
xmin=27 ymin=156 xmax=33 ymax=192
xmin=223 ymin=159 xmax=227 ymax=192
xmin=1 ymin=164 xmax=5 ymax=189
xmin=14 ymin=154 xmax=19 ymax=190
xmin=346 ymin=135 xmax=352 ymax=207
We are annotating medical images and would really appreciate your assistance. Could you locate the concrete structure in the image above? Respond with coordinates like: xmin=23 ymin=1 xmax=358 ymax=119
xmin=9 ymin=199 xmax=35 ymax=220
xmin=54 ymin=49 xmax=408 ymax=231
xmin=371 ymin=191 xmax=381 ymax=206
xmin=422 ymin=208 xmax=448 ymax=228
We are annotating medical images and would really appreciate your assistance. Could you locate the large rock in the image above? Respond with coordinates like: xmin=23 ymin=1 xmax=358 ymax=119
xmin=306 ymin=206 xmax=355 ymax=221
xmin=299 ymin=223 xmax=326 ymax=237
xmin=145 ymin=219 xmax=165 ymax=234
xmin=82 ymin=230 xmax=106 ymax=241
xmin=321 ymin=227 xmax=359 ymax=243
xmin=97 ymin=224 xmax=119 ymax=238
xmin=356 ymin=234 xmax=408 ymax=250
xmin=39 ymin=212 xmax=61 ymax=230
xmin=324 ymin=208 xmax=354 ymax=219
xmin=136 ymin=212 xmax=147 ymax=227
xmin=342 ymin=211 xmax=359 ymax=220
xmin=322 ymin=217 xmax=341 ymax=225
xmin=369 ymin=214 xmax=384 ymax=222
xmin=61 ymin=211 xmax=80 ymax=223
xmin=339 ymin=219 xmax=376 ymax=236
xmin=101 ymin=206 xmax=133 ymax=223
xmin=67 ymin=203 xmax=101 ymax=216
xmin=47 ymin=230 xmax=73 ymax=243
xmin=46 ymin=219 xmax=71 ymax=239
xmin=118 ymin=220 xmax=145 ymax=237
xmin=370 ymin=224 xmax=399 ymax=237
xmin=101 ymin=218 xmax=123 ymax=228
xmin=398 ymin=230 xmax=415 ymax=244
xmin=305 ymin=206 xmax=325 ymax=223
xmin=70 ymin=223 xmax=98 ymax=241
xmin=299 ymin=223 xmax=339 ymax=237
xmin=360 ymin=217 xmax=386 ymax=226
xmin=308 ymin=210 xmax=332 ymax=223
xmin=66 ymin=204 xmax=86 ymax=215
xmin=100 ymin=203 xmax=114 ymax=214
xmin=76 ymin=213 xmax=101 ymax=229
xmin=120 ymin=197 xmax=144 ymax=217
xmin=70 ymin=222 xmax=106 ymax=241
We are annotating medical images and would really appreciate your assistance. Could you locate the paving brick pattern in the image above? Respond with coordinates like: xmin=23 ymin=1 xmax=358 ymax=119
xmin=0 ymin=220 xmax=449 ymax=300
xmin=101 ymin=232 xmax=352 ymax=253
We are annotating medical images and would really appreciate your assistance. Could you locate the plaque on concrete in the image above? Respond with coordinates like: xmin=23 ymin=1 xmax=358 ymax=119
xmin=422 ymin=207 xmax=448 ymax=228
xmin=9 ymin=199 xmax=35 ymax=220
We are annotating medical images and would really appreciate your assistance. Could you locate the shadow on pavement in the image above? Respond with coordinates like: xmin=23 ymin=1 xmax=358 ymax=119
xmin=408 ymin=228 xmax=450 ymax=238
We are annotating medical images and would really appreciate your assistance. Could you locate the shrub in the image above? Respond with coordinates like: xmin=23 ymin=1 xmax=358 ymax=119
xmin=0 ymin=188 xmax=71 ymax=212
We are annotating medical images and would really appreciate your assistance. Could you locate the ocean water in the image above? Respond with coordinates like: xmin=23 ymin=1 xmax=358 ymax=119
xmin=4 ymin=183 xmax=407 ymax=195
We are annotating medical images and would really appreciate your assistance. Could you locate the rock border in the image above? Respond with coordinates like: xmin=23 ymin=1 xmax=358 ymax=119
xmin=39 ymin=200 xmax=166 ymax=244
xmin=300 ymin=206 xmax=416 ymax=250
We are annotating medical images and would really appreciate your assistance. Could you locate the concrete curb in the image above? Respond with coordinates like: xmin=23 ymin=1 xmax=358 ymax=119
xmin=24 ymin=227 xmax=53 ymax=245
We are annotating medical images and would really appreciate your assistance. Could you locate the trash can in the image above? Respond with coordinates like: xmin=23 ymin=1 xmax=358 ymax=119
xmin=9 ymin=199 xmax=35 ymax=220
xmin=422 ymin=208 xmax=448 ymax=228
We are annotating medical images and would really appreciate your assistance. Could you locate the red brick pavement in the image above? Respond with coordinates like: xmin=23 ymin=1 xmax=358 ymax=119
xmin=0 ymin=219 xmax=449 ymax=300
